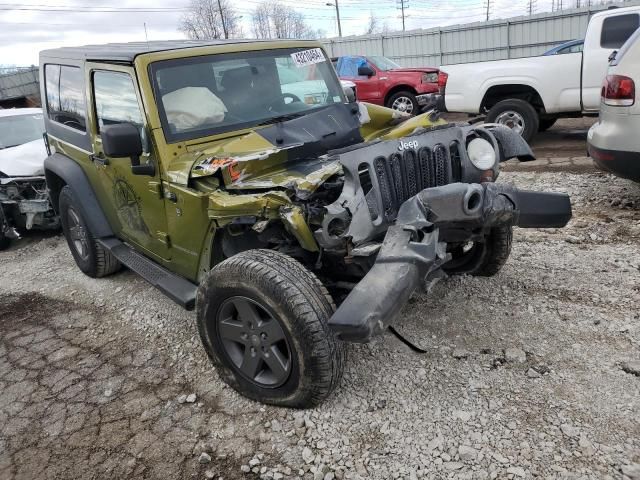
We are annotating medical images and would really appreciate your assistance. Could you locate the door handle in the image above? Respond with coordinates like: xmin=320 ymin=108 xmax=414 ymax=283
xmin=91 ymin=154 xmax=110 ymax=166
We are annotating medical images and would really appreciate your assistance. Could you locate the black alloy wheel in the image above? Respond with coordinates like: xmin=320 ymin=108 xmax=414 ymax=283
xmin=215 ymin=296 xmax=292 ymax=388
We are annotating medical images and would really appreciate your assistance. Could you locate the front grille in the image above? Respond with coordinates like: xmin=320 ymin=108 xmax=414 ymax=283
xmin=371 ymin=144 xmax=453 ymax=220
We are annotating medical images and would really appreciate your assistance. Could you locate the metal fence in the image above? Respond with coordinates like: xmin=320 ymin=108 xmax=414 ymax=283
xmin=322 ymin=1 xmax=640 ymax=66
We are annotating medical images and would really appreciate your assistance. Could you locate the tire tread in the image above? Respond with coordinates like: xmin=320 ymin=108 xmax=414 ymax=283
xmin=197 ymin=249 xmax=345 ymax=408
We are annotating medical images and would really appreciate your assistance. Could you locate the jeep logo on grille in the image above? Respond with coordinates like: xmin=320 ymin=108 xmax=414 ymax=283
xmin=398 ymin=140 xmax=419 ymax=151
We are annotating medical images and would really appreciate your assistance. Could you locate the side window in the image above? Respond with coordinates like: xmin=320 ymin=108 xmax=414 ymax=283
xmin=45 ymin=64 xmax=87 ymax=132
xmin=601 ymin=14 xmax=640 ymax=49
xmin=44 ymin=64 xmax=60 ymax=116
xmin=558 ymin=43 xmax=583 ymax=55
xmin=337 ymin=56 xmax=366 ymax=77
xmin=93 ymin=71 xmax=143 ymax=130
xmin=93 ymin=71 xmax=146 ymax=151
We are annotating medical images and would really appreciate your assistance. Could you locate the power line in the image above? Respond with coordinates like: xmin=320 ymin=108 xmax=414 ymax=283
xmin=485 ymin=0 xmax=492 ymax=20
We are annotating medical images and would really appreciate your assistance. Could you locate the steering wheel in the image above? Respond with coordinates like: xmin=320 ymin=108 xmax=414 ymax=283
xmin=282 ymin=93 xmax=302 ymax=105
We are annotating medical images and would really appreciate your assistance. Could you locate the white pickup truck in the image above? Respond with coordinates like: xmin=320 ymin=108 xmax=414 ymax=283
xmin=440 ymin=5 xmax=640 ymax=141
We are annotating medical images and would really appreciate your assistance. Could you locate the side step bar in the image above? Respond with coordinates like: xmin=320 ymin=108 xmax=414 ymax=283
xmin=97 ymin=237 xmax=198 ymax=310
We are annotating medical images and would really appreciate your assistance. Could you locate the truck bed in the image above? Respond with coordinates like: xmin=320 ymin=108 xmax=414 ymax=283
xmin=441 ymin=53 xmax=583 ymax=115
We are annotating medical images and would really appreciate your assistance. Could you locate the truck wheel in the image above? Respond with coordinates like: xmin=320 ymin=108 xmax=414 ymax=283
xmin=197 ymin=249 xmax=345 ymax=408
xmin=387 ymin=91 xmax=419 ymax=115
xmin=443 ymin=226 xmax=513 ymax=277
xmin=538 ymin=118 xmax=557 ymax=132
xmin=486 ymin=99 xmax=539 ymax=142
xmin=59 ymin=186 xmax=121 ymax=278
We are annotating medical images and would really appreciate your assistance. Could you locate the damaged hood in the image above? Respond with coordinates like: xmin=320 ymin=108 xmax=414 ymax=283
xmin=0 ymin=139 xmax=47 ymax=177
xmin=169 ymin=103 xmax=362 ymax=194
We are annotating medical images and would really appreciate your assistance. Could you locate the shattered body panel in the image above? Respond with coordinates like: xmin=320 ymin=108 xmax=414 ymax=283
xmin=1 ymin=176 xmax=60 ymax=240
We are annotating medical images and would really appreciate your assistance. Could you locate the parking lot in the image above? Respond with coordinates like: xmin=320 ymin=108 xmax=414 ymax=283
xmin=1 ymin=118 xmax=639 ymax=480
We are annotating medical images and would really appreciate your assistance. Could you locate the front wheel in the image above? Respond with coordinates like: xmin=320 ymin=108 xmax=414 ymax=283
xmin=486 ymin=99 xmax=539 ymax=142
xmin=196 ymin=249 xmax=345 ymax=408
xmin=443 ymin=226 xmax=513 ymax=277
xmin=386 ymin=91 xmax=419 ymax=115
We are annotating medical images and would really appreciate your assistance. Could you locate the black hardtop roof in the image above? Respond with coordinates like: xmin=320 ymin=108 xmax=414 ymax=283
xmin=40 ymin=39 xmax=318 ymax=63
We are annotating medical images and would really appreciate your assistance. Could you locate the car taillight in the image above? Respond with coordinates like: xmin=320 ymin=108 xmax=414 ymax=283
xmin=438 ymin=71 xmax=448 ymax=95
xmin=601 ymin=74 xmax=635 ymax=106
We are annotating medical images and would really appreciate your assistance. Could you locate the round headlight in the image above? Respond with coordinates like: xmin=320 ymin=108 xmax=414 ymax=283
xmin=467 ymin=137 xmax=496 ymax=170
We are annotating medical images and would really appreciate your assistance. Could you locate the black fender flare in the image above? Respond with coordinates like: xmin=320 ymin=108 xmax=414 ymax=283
xmin=44 ymin=153 xmax=115 ymax=238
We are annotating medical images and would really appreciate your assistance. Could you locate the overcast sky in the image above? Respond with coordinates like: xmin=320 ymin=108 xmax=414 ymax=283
xmin=0 ymin=0 xmax=555 ymax=67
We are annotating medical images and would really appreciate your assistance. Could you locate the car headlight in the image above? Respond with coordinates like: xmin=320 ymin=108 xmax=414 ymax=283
xmin=422 ymin=72 xmax=438 ymax=83
xmin=467 ymin=137 xmax=496 ymax=170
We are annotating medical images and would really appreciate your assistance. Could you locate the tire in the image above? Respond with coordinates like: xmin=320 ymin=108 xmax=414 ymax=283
xmin=386 ymin=91 xmax=419 ymax=115
xmin=443 ymin=226 xmax=513 ymax=277
xmin=538 ymin=117 xmax=557 ymax=132
xmin=59 ymin=186 xmax=121 ymax=278
xmin=196 ymin=249 xmax=345 ymax=408
xmin=486 ymin=99 xmax=539 ymax=143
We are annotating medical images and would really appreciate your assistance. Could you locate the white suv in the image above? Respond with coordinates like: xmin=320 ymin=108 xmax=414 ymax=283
xmin=588 ymin=28 xmax=640 ymax=182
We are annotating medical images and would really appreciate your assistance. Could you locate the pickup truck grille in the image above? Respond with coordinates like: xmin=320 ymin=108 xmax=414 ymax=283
xmin=371 ymin=143 xmax=458 ymax=220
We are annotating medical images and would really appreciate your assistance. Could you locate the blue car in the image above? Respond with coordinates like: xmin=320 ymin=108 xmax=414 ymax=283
xmin=543 ymin=39 xmax=584 ymax=55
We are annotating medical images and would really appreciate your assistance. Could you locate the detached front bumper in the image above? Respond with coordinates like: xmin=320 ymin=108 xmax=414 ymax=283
xmin=328 ymin=182 xmax=572 ymax=342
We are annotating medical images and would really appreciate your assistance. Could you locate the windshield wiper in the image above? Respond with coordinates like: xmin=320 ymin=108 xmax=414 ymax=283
xmin=257 ymin=112 xmax=306 ymax=126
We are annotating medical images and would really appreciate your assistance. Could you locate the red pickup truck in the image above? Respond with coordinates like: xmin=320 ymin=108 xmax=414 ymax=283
xmin=333 ymin=55 xmax=439 ymax=115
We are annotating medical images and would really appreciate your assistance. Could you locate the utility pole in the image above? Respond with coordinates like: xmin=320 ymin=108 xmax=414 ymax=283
xmin=397 ymin=0 xmax=408 ymax=31
xmin=485 ymin=0 xmax=491 ymax=21
xmin=326 ymin=2 xmax=342 ymax=37
xmin=217 ymin=0 xmax=228 ymax=39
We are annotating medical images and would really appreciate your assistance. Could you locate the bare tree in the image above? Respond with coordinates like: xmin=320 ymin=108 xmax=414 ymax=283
xmin=365 ymin=12 xmax=379 ymax=35
xmin=179 ymin=0 xmax=242 ymax=40
xmin=364 ymin=12 xmax=390 ymax=35
xmin=252 ymin=1 xmax=318 ymax=40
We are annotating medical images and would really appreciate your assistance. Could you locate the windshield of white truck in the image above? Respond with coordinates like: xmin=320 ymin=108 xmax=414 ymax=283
xmin=0 ymin=113 xmax=44 ymax=150
xmin=150 ymin=47 xmax=345 ymax=142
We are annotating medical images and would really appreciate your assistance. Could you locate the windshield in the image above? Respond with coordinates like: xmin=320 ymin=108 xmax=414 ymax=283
xmin=0 ymin=113 xmax=44 ymax=149
xmin=151 ymin=47 xmax=345 ymax=142
xmin=368 ymin=56 xmax=401 ymax=71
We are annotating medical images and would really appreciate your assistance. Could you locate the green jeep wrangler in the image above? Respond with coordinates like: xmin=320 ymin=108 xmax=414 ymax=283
xmin=40 ymin=40 xmax=571 ymax=407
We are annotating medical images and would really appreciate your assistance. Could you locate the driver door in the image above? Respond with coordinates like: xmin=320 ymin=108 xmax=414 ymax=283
xmin=336 ymin=56 xmax=380 ymax=103
xmin=88 ymin=65 xmax=171 ymax=262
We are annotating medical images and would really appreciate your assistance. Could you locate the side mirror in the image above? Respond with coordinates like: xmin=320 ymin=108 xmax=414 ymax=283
xmin=101 ymin=123 xmax=154 ymax=176
xmin=343 ymin=86 xmax=356 ymax=103
xmin=357 ymin=65 xmax=375 ymax=77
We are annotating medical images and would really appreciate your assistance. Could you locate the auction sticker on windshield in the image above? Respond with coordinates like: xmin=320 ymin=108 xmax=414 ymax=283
xmin=291 ymin=48 xmax=325 ymax=67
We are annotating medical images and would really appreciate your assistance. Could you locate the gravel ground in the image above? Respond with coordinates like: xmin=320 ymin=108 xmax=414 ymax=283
xmin=1 ymin=168 xmax=639 ymax=480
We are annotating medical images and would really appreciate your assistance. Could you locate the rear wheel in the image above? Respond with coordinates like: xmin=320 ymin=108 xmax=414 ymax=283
xmin=59 ymin=186 xmax=121 ymax=278
xmin=196 ymin=249 xmax=345 ymax=408
xmin=443 ymin=226 xmax=513 ymax=277
xmin=386 ymin=91 xmax=419 ymax=115
xmin=486 ymin=98 xmax=539 ymax=142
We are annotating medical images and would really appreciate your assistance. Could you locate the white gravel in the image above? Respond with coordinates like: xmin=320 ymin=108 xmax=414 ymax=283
xmin=1 ymin=169 xmax=639 ymax=479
